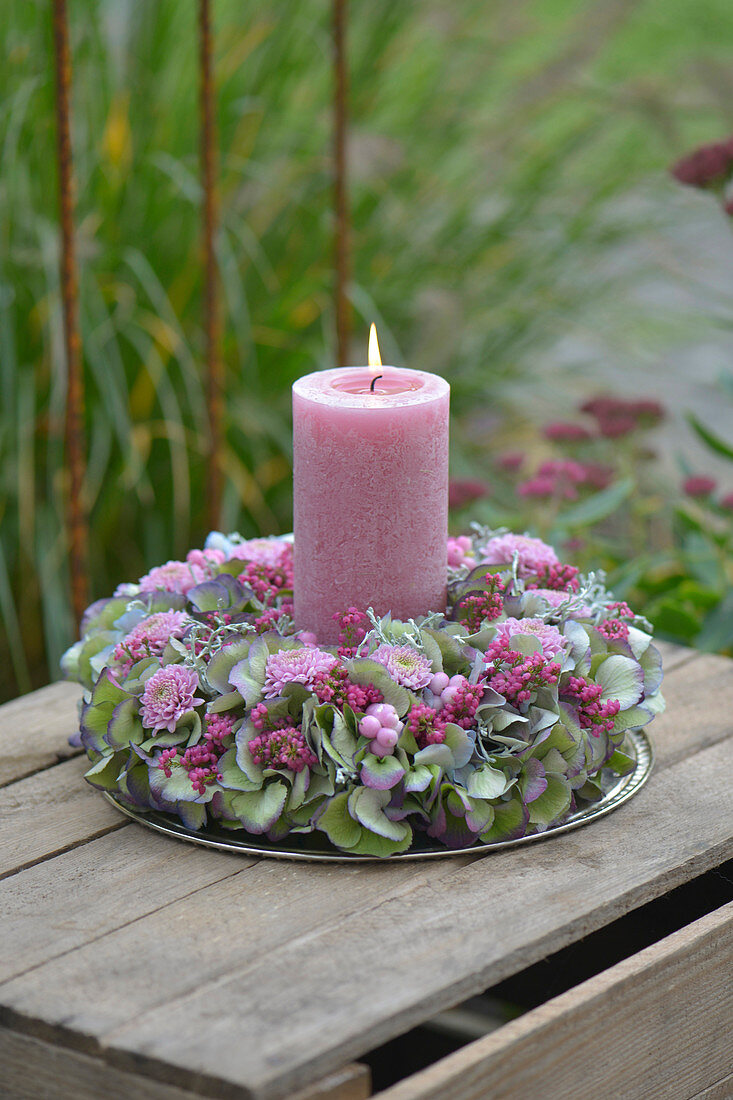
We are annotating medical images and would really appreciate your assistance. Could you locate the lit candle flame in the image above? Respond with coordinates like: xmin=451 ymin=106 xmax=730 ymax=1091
xmin=368 ymin=323 xmax=382 ymax=371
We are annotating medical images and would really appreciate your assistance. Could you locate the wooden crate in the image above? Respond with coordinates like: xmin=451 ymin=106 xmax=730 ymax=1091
xmin=1 ymin=641 xmax=731 ymax=1099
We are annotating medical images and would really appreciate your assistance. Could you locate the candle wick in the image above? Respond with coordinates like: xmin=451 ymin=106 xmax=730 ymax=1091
xmin=369 ymin=374 xmax=383 ymax=393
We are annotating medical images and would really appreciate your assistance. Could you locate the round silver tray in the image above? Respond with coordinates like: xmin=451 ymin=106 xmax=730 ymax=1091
xmin=104 ymin=728 xmax=653 ymax=862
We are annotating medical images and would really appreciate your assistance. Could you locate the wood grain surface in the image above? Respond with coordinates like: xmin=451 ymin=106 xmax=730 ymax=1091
xmin=0 ymin=646 xmax=730 ymax=1100
xmin=372 ymin=901 xmax=733 ymax=1100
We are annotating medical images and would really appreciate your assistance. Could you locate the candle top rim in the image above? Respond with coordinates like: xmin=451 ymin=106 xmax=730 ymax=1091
xmin=293 ymin=366 xmax=449 ymax=408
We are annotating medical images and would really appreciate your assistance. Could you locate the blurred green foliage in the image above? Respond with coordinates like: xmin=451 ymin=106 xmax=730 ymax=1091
xmin=2 ymin=0 xmax=733 ymax=700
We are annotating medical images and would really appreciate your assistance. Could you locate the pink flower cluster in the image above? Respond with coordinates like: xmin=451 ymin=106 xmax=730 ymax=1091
xmin=248 ymin=703 xmax=317 ymax=773
xmin=671 ymin=136 xmax=733 ymax=189
xmin=140 ymin=665 xmax=203 ymax=733
xmin=447 ymin=535 xmax=477 ymax=569
xmin=203 ymin=712 xmax=236 ymax=753
xmin=492 ymin=617 xmax=567 ymax=659
xmin=138 ymin=560 xmax=206 ymax=595
xmin=480 ymin=534 xmax=559 ymax=578
xmin=312 ymin=665 xmax=384 ymax=711
xmin=262 ymin=647 xmax=337 ymax=699
xmin=253 ymin=604 xmax=295 ymax=634
xmin=580 ymin=396 xmax=664 ymax=438
xmin=249 ymin=727 xmax=316 ymax=773
xmin=157 ymin=744 xmax=221 ymax=797
xmin=484 ymin=638 xmax=561 ymax=708
xmin=237 ymin=547 xmax=294 ymax=605
xmin=518 ymin=459 xmax=615 ymax=501
xmin=371 ymin=644 xmax=433 ymax=690
xmin=562 ymin=675 xmax=620 ymax=735
xmin=113 ymin=610 xmax=189 ymax=672
xmin=333 ymin=607 xmax=370 ymax=658
xmin=527 ymin=562 xmax=580 ymax=593
xmin=449 ymin=479 xmax=491 ymax=511
xmin=406 ymin=673 xmax=483 ymax=748
xmin=456 ymin=589 xmax=504 ymax=633
xmin=597 ymin=618 xmax=630 ymax=642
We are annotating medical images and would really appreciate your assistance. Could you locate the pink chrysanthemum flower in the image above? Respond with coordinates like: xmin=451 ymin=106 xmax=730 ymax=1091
xmin=480 ymin=534 xmax=560 ymax=578
xmin=262 ymin=647 xmax=337 ymax=699
xmin=227 ymin=538 xmax=290 ymax=568
xmin=138 ymin=560 xmax=206 ymax=595
xmin=186 ymin=547 xmax=226 ymax=569
xmin=492 ymin=617 xmax=567 ymax=659
xmin=140 ymin=665 xmax=204 ymax=733
xmin=113 ymin=610 xmax=190 ymax=669
xmin=529 ymin=589 xmax=592 ymax=616
xmin=371 ymin=644 xmax=433 ymax=690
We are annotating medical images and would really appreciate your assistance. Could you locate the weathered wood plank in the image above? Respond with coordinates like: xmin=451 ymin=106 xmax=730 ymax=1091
xmin=0 ymin=1025 xmax=370 ymax=1100
xmin=372 ymin=901 xmax=733 ymax=1100
xmin=0 ymin=680 xmax=81 ymax=787
xmin=2 ymin=735 xmax=730 ymax=1100
xmin=287 ymin=1064 xmax=371 ymax=1100
xmin=690 ymin=1072 xmax=733 ymax=1100
xmin=651 ymin=650 xmax=733 ymax=769
xmin=0 ymin=756 xmax=124 ymax=880
xmin=0 ymin=1024 xmax=220 ymax=1099
xmin=0 ymin=827 xmax=251 ymax=984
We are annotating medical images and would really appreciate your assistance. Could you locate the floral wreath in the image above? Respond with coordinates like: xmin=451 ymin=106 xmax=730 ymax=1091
xmin=63 ymin=528 xmax=665 ymax=857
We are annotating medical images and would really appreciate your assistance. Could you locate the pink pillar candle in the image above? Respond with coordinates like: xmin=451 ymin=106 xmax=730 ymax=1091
xmin=293 ymin=366 xmax=450 ymax=643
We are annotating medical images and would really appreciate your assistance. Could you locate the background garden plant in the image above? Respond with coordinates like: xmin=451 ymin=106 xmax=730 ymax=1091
xmin=3 ymin=0 xmax=733 ymax=701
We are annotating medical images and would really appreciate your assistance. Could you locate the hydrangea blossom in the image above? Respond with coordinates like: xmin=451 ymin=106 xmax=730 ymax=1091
xmin=140 ymin=665 xmax=204 ymax=733
xmin=262 ymin=647 xmax=337 ymax=699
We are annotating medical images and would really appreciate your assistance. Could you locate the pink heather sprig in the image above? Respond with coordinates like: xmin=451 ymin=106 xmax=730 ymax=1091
xmin=456 ymin=573 xmax=505 ymax=632
xmin=238 ymin=558 xmax=294 ymax=605
xmin=597 ymin=618 xmax=630 ymax=642
xmin=157 ymin=744 xmax=221 ymax=797
xmin=248 ymin=727 xmax=316 ymax=773
xmin=253 ymin=603 xmax=294 ymax=634
xmin=333 ymin=607 xmax=370 ymax=658
xmin=562 ymin=675 xmax=620 ymax=736
xmin=407 ymin=702 xmax=446 ymax=748
xmin=605 ymin=600 xmax=634 ymax=621
xmin=312 ymin=665 xmax=384 ymax=711
xmin=526 ymin=562 xmax=580 ymax=593
xmin=438 ymin=675 xmax=483 ymax=730
xmin=203 ymin=712 xmax=236 ymax=752
xmin=484 ymin=639 xmax=561 ymax=708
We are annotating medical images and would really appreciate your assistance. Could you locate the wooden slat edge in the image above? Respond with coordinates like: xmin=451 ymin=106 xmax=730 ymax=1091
xmin=286 ymin=1063 xmax=371 ymax=1100
xmin=373 ymin=901 xmax=733 ymax=1100
xmin=0 ymin=1024 xmax=221 ymax=1100
xmin=0 ymin=680 xmax=81 ymax=788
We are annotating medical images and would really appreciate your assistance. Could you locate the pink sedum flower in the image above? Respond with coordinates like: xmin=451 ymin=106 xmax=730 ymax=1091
xmin=140 ymin=665 xmax=204 ymax=733
xmin=138 ymin=560 xmax=206 ymax=595
xmin=492 ymin=617 xmax=567 ymax=659
xmin=262 ymin=647 xmax=337 ymax=699
xmin=480 ymin=533 xmax=560 ymax=578
xmin=371 ymin=644 xmax=433 ymax=690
